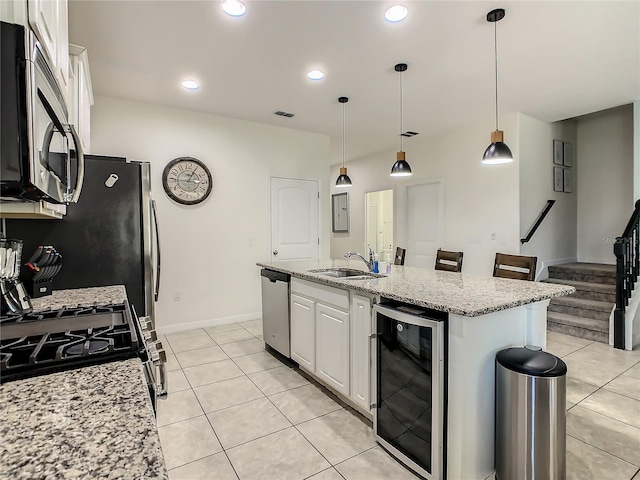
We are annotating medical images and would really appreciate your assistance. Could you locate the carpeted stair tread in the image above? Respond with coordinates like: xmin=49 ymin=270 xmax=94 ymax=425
xmin=549 ymin=296 xmax=614 ymax=312
xmin=542 ymin=279 xmax=616 ymax=301
xmin=547 ymin=311 xmax=608 ymax=333
xmin=548 ymin=263 xmax=616 ymax=285
xmin=542 ymin=278 xmax=615 ymax=292
xmin=547 ymin=322 xmax=608 ymax=344
xmin=548 ymin=263 xmax=616 ymax=275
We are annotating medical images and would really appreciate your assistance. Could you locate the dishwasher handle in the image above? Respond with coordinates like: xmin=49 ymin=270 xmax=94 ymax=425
xmin=260 ymin=269 xmax=290 ymax=283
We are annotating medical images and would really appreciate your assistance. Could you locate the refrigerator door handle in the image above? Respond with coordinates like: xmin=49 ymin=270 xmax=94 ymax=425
xmin=152 ymin=199 xmax=161 ymax=301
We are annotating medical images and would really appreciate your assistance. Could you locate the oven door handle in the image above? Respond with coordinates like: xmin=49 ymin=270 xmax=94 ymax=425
xmin=63 ymin=123 xmax=84 ymax=203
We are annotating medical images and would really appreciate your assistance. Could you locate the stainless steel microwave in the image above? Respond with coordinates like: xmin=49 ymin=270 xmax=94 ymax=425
xmin=0 ymin=21 xmax=84 ymax=204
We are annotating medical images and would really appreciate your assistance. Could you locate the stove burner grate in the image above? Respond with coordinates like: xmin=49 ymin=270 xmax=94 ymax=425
xmin=65 ymin=339 xmax=112 ymax=356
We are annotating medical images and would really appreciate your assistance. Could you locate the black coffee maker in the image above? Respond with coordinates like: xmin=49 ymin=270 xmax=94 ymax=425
xmin=0 ymin=239 xmax=33 ymax=314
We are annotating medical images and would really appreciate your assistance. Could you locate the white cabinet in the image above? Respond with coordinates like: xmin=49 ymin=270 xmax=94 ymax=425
xmin=28 ymin=0 xmax=68 ymax=94
xmin=316 ymin=303 xmax=350 ymax=396
xmin=291 ymin=293 xmax=316 ymax=372
xmin=350 ymin=295 xmax=372 ymax=411
xmin=290 ymin=278 xmax=350 ymax=396
xmin=69 ymin=44 xmax=93 ymax=152
xmin=289 ymin=278 xmax=375 ymax=412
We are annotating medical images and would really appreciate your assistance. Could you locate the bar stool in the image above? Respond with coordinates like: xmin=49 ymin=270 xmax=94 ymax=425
xmin=493 ymin=253 xmax=537 ymax=281
xmin=434 ymin=249 xmax=464 ymax=272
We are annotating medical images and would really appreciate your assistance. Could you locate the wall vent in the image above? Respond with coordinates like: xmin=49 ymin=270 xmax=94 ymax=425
xmin=274 ymin=111 xmax=295 ymax=118
xmin=401 ymin=131 xmax=419 ymax=137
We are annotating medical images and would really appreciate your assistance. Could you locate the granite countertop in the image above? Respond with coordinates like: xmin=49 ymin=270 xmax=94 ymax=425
xmin=258 ymin=259 xmax=575 ymax=317
xmin=0 ymin=359 xmax=167 ymax=480
xmin=30 ymin=285 xmax=128 ymax=312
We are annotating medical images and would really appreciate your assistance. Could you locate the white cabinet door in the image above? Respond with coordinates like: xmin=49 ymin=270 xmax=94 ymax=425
xmin=28 ymin=0 xmax=59 ymax=67
xmin=55 ymin=0 xmax=68 ymax=94
xmin=76 ymin=58 xmax=91 ymax=151
xmin=350 ymin=295 xmax=372 ymax=411
xmin=316 ymin=303 xmax=350 ymax=396
xmin=68 ymin=45 xmax=93 ymax=153
xmin=290 ymin=293 xmax=316 ymax=372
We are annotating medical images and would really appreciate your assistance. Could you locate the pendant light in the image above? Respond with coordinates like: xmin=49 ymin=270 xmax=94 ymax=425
xmin=482 ymin=8 xmax=513 ymax=165
xmin=390 ymin=63 xmax=412 ymax=177
xmin=335 ymin=97 xmax=352 ymax=187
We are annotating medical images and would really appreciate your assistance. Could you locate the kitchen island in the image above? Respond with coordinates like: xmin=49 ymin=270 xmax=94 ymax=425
xmin=258 ymin=259 xmax=575 ymax=480
xmin=0 ymin=286 xmax=167 ymax=480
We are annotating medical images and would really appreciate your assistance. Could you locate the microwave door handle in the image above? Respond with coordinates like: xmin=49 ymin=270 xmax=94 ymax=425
xmin=42 ymin=122 xmax=55 ymax=162
xmin=151 ymin=199 xmax=161 ymax=301
xmin=64 ymin=124 xmax=84 ymax=203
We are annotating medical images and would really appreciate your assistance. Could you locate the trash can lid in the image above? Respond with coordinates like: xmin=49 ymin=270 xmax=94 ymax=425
xmin=496 ymin=345 xmax=567 ymax=377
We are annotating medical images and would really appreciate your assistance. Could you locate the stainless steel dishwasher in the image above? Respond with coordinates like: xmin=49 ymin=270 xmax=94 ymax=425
xmin=260 ymin=269 xmax=291 ymax=358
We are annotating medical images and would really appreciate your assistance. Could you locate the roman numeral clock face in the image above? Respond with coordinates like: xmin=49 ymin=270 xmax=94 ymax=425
xmin=162 ymin=157 xmax=213 ymax=205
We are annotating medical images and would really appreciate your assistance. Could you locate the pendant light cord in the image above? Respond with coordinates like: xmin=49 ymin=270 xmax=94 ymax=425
xmin=342 ymin=102 xmax=346 ymax=167
xmin=494 ymin=19 xmax=499 ymax=131
xmin=399 ymin=70 xmax=404 ymax=152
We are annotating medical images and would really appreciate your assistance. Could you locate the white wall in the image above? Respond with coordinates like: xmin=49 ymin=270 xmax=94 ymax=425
xmin=330 ymin=115 xmax=520 ymax=277
xmin=519 ymin=114 xmax=577 ymax=279
xmin=576 ymin=105 xmax=634 ymax=264
xmin=90 ymin=96 xmax=330 ymax=332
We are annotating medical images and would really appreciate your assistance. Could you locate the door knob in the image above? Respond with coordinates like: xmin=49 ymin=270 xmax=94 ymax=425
xmin=273 ymin=250 xmax=278 ymax=255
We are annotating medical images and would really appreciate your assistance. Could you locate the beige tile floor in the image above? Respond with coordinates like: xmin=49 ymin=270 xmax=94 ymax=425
xmin=157 ymin=322 xmax=640 ymax=480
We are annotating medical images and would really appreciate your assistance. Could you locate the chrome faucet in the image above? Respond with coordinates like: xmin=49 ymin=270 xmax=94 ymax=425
xmin=345 ymin=248 xmax=375 ymax=272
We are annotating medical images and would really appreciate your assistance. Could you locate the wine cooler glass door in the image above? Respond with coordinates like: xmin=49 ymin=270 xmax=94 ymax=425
xmin=373 ymin=304 xmax=445 ymax=480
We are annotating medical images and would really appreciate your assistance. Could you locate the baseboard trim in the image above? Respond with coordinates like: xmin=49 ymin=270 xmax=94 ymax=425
xmin=576 ymin=257 xmax=616 ymax=266
xmin=156 ymin=311 xmax=262 ymax=335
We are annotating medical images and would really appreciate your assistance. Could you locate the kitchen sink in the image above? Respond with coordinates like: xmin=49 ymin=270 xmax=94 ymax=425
xmin=308 ymin=268 xmax=384 ymax=279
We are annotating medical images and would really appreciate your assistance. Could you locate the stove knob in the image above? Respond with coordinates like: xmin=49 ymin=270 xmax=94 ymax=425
xmin=138 ymin=316 xmax=151 ymax=331
xmin=147 ymin=344 xmax=159 ymax=362
xmin=155 ymin=348 xmax=167 ymax=364
xmin=143 ymin=330 xmax=158 ymax=342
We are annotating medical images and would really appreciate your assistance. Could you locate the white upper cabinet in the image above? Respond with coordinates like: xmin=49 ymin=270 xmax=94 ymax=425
xmin=69 ymin=44 xmax=93 ymax=152
xmin=26 ymin=0 xmax=69 ymax=101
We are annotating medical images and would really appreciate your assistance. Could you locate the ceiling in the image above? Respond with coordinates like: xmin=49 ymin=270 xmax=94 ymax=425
xmin=68 ymin=1 xmax=640 ymax=165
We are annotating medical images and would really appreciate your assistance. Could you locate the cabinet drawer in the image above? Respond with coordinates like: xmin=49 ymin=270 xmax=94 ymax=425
xmin=291 ymin=278 xmax=349 ymax=311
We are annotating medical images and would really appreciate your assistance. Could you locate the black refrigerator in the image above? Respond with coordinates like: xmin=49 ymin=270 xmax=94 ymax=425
xmin=6 ymin=155 xmax=160 ymax=320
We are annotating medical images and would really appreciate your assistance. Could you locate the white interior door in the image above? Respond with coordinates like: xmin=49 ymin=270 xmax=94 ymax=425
xmin=406 ymin=182 xmax=443 ymax=269
xmin=270 ymin=177 xmax=319 ymax=262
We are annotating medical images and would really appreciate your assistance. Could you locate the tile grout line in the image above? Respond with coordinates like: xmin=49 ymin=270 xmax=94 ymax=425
xmin=235 ymin=357 xmax=341 ymax=476
xmin=574 ymin=386 xmax=640 ymax=429
xmin=183 ymin=364 xmax=243 ymax=480
xmin=566 ymin=433 xmax=640 ymax=470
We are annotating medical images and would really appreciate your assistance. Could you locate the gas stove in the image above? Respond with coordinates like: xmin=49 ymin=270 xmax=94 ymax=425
xmin=0 ymin=302 xmax=162 ymax=389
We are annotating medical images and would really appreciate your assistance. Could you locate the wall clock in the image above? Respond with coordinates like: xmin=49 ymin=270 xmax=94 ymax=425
xmin=162 ymin=157 xmax=213 ymax=205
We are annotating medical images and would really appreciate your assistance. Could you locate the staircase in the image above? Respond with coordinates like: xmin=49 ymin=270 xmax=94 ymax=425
xmin=543 ymin=263 xmax=616 ymax=344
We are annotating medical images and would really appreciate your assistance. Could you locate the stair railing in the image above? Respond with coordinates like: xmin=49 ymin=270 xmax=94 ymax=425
xmin=521 ymin=200 xmax=556 ymax=244
xmin=613 ymin=199 xmax=640 ymax=349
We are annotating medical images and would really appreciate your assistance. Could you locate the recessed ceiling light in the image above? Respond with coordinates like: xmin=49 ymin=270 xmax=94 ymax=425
xmin=385 ymin=5 xmax=408 ymax=22
xmin=222 ymin=0 xmax=246 ymax=17
xmin=307 ymin=70 xmax=324 ymax=80
xmin=182 ymin=80 xmax=199 ymax=91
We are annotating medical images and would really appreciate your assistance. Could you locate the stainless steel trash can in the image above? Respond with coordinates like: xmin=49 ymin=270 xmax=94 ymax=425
xmin=495 ymin=345 xmax=567 ymax=480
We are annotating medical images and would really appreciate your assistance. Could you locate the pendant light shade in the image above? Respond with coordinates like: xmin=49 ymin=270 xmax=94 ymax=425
xmin=335 ymin=96 xmax=352 ymax=188
xmin=482 ymin=8 xmax=513 ymax=165
xmin=391 ymin=151 xmax=412 ymax=176
xmin=390 ymin=63 xmax=412 ymax=177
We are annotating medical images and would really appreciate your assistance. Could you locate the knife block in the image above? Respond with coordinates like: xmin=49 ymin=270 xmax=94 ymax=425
xmin=29 ymin=279 xmax=53 ymax=298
